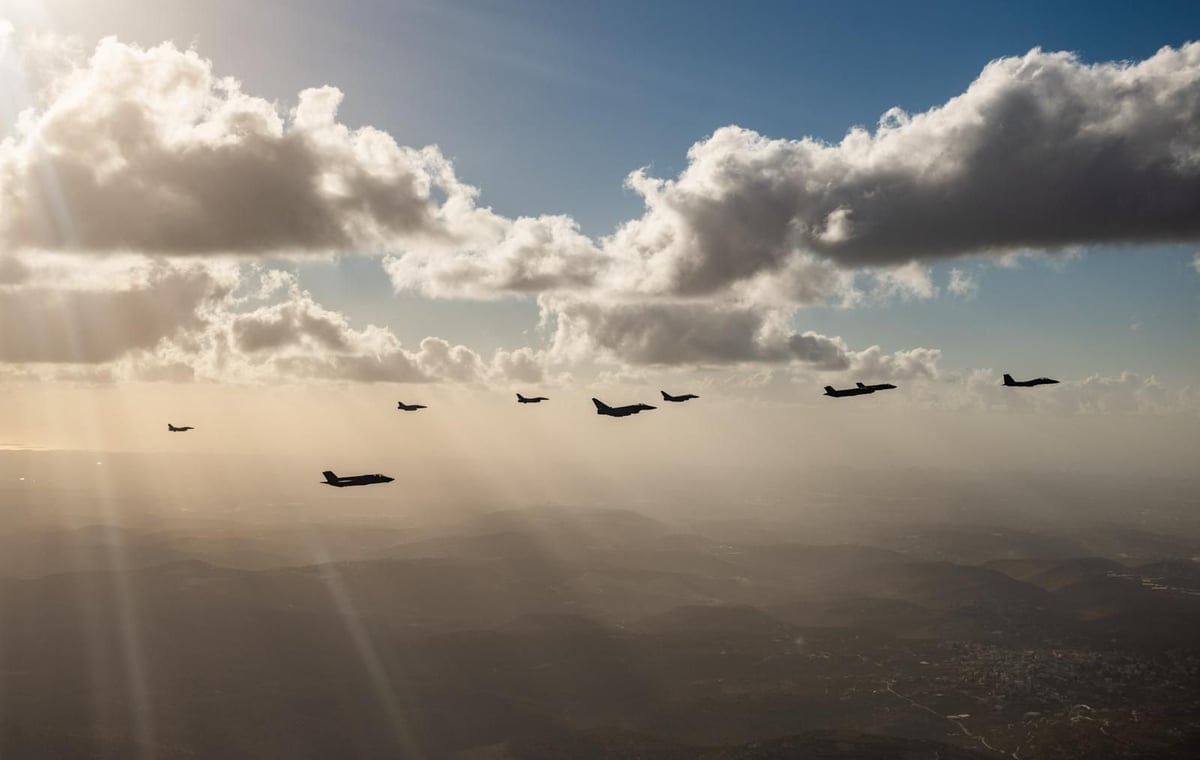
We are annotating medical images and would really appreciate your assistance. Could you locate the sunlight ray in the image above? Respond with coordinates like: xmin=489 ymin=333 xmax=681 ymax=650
xmin=305 ymin=540 xmax=426 ymax=758
xmin=84 ymin=400 xmax=158 ymax=758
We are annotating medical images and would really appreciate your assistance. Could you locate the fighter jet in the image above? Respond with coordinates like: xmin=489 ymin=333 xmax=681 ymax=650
xmin=167 ymin=423 xmax=194 ymax=432
xmin=517 ymin=393 xmax=549 ymax=404
xmin=823 ymin=385 xmax=873 ymax=398
xmin=397 ymin=401 xmax=427 ymax=411
xmin=1003 ymin=373 xmax=1059 ymax=388
xmin=661 ymin=390 xmax=700 ymax=402
xmin=856 ymin=382 xmax=897 ymax=393
xmin=824 ymin=381 xmax=898 ymax=398
xmin=593 ymin=398 xmax=656 ymax=417
xmin=321 ymin=470 xmax=394 ymax=488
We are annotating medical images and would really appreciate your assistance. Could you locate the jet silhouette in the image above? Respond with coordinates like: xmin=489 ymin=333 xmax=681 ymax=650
xmin=856 ymin=382 xmax=897 ymax=393
xmin=1003 ymin=373 xmax=1059 ymax=387
xmin=824 ymin=385 xmax=873 ymax=398
xmin=167 ymin=423 xmax=194 ymax=432
xmin=824 ymin=382 xmax=897 ymax=398
xmin=322 ymin=470 xmax=394 ymax=488
xmin=593 ymin=398 xmax=656 ymax=417
xmin=517 ymin=393 xmax=549 ymax=404
xmin=397 ymin=401 xmax=427 ymax=411
xmin=661 ymin=390 xmax=699 ymax=402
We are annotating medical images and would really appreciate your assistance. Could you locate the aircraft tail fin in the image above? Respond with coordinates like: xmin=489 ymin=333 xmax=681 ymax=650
xmin=1003 ymin=373 xmax=1015 ymax=386
xmin=322 ymin=471 xmax=338 ymax=484
xmin=592 ymin=398 xmax=611 ymax=411
xmin=660 ymin=390 xmax=670 ymax=400
xmin=517 ymin=393 xmax=526 ymax=401
xmin=856 ymin=382 xmax=867 ymax=389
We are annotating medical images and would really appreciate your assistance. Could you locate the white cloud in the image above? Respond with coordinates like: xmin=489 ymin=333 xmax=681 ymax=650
xmin=419 ymin=43 xmax=1200 ymax=304
xmin=848 ymin=346 xmax=942 ymax=381
xmin=377 ymin=43 xmax=1200 ymax=367
xmin=490 ymin=347 xmax=555 ymax=385
xmin=1192 ymin=253 xmax=1200 ymax=273
xmin=541 ymin=293 xmax=940 ymax=378
xmin=210 ymin=272 xmax=558 ymax=385
xmin=16 ymin=36 xmax=1196 ymax=305
xmin=611 ymin=44 xmax=1200 ymax=289
xmin=542 ymin=295 xmax=844 ymax=367
xmin=9 ymin=34 xmax=1194 ymax=384
xmin=731 ymin=253 xmax=861 ymax=308
xmin=383 ymin=214 xmax=606 ymax=300
xmin=947 ymin=268 xmax=979 ymax=299
xmin=0 ymin=37 xmax=475 ymax=254
xmin=870 ymin=262 xmax=938 ymax=302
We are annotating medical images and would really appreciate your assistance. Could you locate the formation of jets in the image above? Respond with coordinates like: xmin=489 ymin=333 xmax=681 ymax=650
xmin=169 ymin=371 xmax=1058 ymax=487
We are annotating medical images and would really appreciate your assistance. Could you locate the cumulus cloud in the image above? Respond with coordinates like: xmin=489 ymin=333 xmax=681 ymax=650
xmin=384 ymin=214 xmax=606 ymax=300
xmin=606 ymin=44 xmax=1200 ymax=293
xmin=542 ymin=294 xmax=940 ymax=378
xmin=385 ymin=43 xmax=1200 ymax=306
xmin=20 ymin=34 xmax=1194 ymax=381
xmin=543 ymin=296 xmax=835 ymax=367
xmin=731 ymin=253 xmax=860 ymax=307
xmin=0 ymin=259 xmax=551 ymax=385
xmin=379 ymin=43 xmax=1200 ymax=368
xmin=490 ymin=347 xmax=555 ymax=385
xmin=207 ymin=272 xmax=556 ymax=385
xmin=0 ymin=261 xmax=230 ymax=363
xmin=232 ymin=293 xmax=358 ymax=354
xmin=6 ymin=36 xmax=1199 ymax=300
xmin=0 ymin=37 xmax=471 ymax=254
xmin=850 ymin=346 xmax=942 ymax=381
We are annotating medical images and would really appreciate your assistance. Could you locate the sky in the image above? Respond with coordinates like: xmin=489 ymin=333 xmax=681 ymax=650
xmin=0 ymin=0 xmax=1198 ymax=512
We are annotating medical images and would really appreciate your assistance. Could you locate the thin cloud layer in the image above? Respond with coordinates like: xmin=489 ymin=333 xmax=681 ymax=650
xmin=947 ymin=268 xmax=979 ymax=299
xmin=0 ymin=260 xmax=551 ymax=385
xmin=921 ymin=369 xmax=1200 ymax=416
